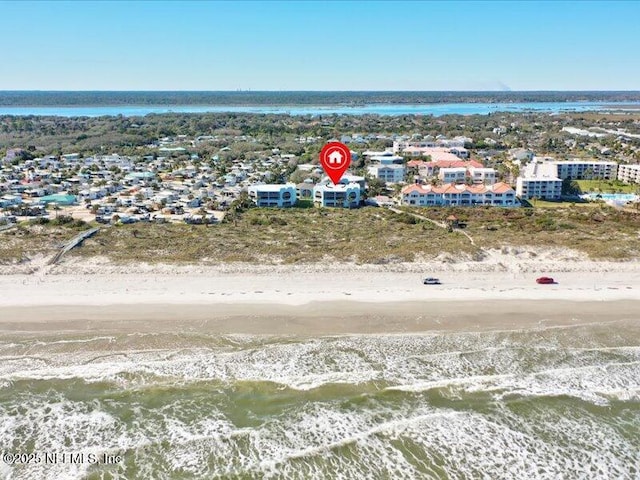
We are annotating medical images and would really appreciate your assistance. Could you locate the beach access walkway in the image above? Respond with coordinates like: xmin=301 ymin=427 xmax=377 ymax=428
xmin=387 ymin=207 xmax=476 ymax=245
xmin=0 ymin=224 xmax=17 ymax=233
xmin=48 ymin=227 xmax=100 ymax=265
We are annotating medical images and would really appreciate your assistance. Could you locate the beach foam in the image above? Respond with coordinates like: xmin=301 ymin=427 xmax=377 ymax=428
xmin=1 ymin=323 xmax=639 ymax=479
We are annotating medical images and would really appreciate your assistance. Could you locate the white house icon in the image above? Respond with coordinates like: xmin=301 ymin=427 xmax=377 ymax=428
xmin=328 ymin=150 xmax=343 ymax=165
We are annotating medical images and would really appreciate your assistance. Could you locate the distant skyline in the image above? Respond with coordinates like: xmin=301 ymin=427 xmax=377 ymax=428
xmin=1 ymin=1 xmax=639 ymax=91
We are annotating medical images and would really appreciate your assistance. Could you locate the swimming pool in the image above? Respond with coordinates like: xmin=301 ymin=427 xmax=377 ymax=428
xmin=580 ymin=193 xmax=639 ymax=202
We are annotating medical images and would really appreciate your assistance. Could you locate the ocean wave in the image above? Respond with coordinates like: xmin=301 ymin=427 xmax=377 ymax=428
xmin=2 ymin=327 xmax=640 ymax=479
xmin=2 ymin=330 xmax=640 ymax=396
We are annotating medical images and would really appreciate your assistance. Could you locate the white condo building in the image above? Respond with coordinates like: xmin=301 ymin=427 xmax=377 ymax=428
xmin=313 ymin=183 xmax=361 ymax=208
xmin=393 ymin=137 xmax=470 ymax=154
xmin=516 ymin=158 xmax=618 ymax=200
xmin=617 ymin=164 xmax=640 ymax=185
xmin=319 ymin=173 xmax=366 ymax=194
xmin=367 ymin=164 xmax=406 ymax=183
xmin=553 ymin=160 xmax=617 ymax=180
xmin=339 ymin=174 xmax=366 ymax=191
xmin=438 ymin=167 xmax=467 ymax=184
xmin=437 ymin=166 xmax=497 ymax=185
xmin=248 ymin=183 xmax=297 ymax=207
xmin=468 ymin=167 xmax=497 ymax=185
xmin=515 ymin=162 xmax=562 ymax=200
xmin=368 ymin=154 xmax=404 ymax=164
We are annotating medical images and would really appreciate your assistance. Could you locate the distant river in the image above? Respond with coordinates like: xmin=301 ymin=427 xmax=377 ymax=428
xmin=0 ymin=102 xmax=639 ymax=117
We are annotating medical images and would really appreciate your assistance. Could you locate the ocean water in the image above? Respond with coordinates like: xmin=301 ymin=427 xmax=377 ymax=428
xmin=1 ymin=321 xmax=639 ymax=480
xmin=0 ymin=102 xmax=639 ymax=117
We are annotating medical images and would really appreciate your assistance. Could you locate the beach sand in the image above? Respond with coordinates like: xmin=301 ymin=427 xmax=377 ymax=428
xmin=1 ymin=266 xmax=639 ymax=334
xmin=1 ymin=300 xmax=639 ymax=336
xmin=2 ymin=261 xmax=640 ymax=480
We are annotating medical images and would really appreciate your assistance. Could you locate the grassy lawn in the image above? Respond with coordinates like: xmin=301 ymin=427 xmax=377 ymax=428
xmin=575 ymin=179 xmax=639 ymax=194
xmin=519 ymin=198 xmax=601 ymax=209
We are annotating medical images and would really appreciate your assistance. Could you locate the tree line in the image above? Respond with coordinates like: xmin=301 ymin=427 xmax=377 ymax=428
xmin=1 ymin=91 xmax=640 ymax=106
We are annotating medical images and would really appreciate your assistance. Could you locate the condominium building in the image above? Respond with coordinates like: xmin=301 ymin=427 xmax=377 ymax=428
xmin=339 ymin=174 xmax=366 ymax=191
xmin=367 ymin=164 xmax=406 ymax=183
xmin=393 ymin=136 xmax=470 ymax=154
xmin=515 ymin=162 xmax=562 ymax=200
xmin=516 ymin=177 xmax=563 ymax=200
xmin=368 ymin=154 xmax=404 ymax=165
xmin=448 ymin=147 xmax=470 ymax=159
xmin=401 ymin=182 xmax=517 ymax=207
xmin=247 ymin=183 xmax=297 ymax=207
xmin=468 ymin=167 xmax=497 ymax=185
xmin=296 ymin=182 xmax=314 ymax=200
xmin=400 ymin=146 xmax=467 ymax=161
xmin=393 ymin=140 xmax=435 ymax=153
xmin=318 ymin=173 xmax=367 ymax=196
xmin=438 ymin=167 xmax=467 ymax=184
xmin=617 ymin=164 xmax=640 ymax=185
xmin=407 ymin=159 xmax=484 ymax=176
xmin=313 ymin=183 xmax=361 ymax=208
xmin=436 ymin=166 xmax=496 ymax=185
xmin=553 ymin=160 xmax=617 ymax=180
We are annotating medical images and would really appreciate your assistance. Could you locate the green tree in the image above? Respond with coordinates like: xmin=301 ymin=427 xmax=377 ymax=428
xmin=225 ymin=192 xmax=253 ymax=225
xmin=366 ymin=176 xmax=386 ymax=197
xmin=561 ymin=178 xmax=581 ymax=195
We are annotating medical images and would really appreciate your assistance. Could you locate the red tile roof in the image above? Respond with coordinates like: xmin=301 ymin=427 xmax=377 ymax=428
xmin=401 ymin=184 xmax=429 ymax=194
xmin=407 ymin=160 xmax=428 ymax=168
xmin=491 ymin=182 xmax=514 ymax=193
xmin=402 ymin=182 xmax=515 ymax=196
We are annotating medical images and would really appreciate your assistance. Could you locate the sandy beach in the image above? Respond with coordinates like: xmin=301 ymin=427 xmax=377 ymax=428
xmin=1 ymin=255 xmax=639 ymax=333
xmin=2 ymin=259 xmax=640 ymax=480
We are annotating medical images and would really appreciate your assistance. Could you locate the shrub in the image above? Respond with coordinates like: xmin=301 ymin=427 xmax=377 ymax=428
xmin=557 ymin=222 xmax=576 ymax=230
xmin=393 ymin=212 xmax=418 ymax=224
xmin=535 ymin=215 xmax=556 ymax=231
xmin=268 ymin=216 xmax=288 ymax=226
xmin=71 ymin=219 xmax=87 ymax=228
xmin=51 ymin=215 xmax=74 ymax=225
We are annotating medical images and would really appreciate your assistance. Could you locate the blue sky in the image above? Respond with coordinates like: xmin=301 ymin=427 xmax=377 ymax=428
xmin=1 ymin=1 xmax=639 ymax=91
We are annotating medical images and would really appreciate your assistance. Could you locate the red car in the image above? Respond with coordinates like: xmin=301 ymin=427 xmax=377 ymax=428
xmin=536 ymin=277 xmax=555 ymax=284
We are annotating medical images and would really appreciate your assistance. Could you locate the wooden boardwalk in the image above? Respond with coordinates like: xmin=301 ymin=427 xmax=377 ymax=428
xmin=48 ymin=227 xmax=100 ymax=265
xmin=0 ymin=224 xmax=17 ymax=233
xmin=387 ymin=207 xmax=476 ymax=245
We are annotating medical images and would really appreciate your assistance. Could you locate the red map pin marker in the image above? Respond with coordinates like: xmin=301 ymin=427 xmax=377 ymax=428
xmin=320 ymin=142 xmax=351 ymax=185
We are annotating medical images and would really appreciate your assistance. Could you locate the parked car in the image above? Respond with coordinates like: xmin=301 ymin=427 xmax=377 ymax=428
xmin=536 ymin=277 xmax=555 ymax=284
xmin=423 ymin=277 xmax=441 ymax=285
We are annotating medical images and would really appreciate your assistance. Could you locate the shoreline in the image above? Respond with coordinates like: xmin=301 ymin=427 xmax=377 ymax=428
xmin=1 ymin=297 xmax=638 ymax=335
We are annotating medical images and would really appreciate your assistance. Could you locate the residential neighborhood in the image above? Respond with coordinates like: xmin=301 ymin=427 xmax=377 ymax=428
xmin=2 ymin=119 xmax=640 ymax=227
